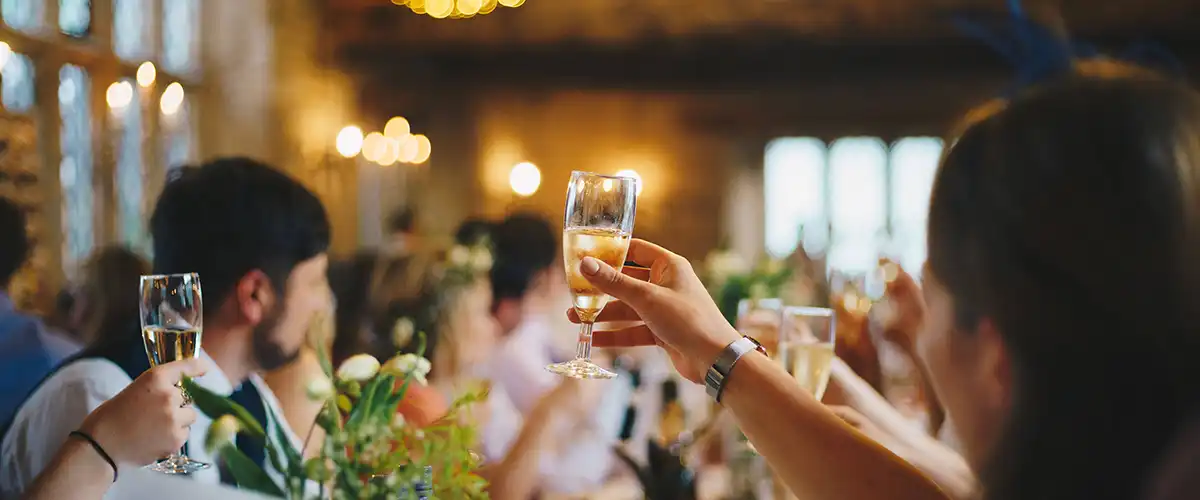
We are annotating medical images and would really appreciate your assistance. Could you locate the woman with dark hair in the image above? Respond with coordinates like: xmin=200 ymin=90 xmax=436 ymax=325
xmin=70 ymin=246 xmax=150 ymax=346
xmin=570 ymin=73 xmax=1200 ymax=500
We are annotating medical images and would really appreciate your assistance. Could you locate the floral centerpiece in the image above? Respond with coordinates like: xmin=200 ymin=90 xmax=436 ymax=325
xmin=701 ymin=248 xmax=792 ymax=325
xmin=183 ymin=241 xmax=496 ymax=500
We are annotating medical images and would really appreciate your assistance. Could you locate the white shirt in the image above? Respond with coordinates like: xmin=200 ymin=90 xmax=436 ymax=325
xmin=486 ymin=314 xmax=632 ymax=494
xmin=0 ymin=351 xmax=301 ymax=498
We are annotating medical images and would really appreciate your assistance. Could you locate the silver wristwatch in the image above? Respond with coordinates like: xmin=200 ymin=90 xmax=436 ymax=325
xmin=704 ymin=336 xmax=767 ymax=403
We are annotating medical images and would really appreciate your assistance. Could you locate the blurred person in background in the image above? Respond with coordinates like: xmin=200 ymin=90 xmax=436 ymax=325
xmin=385 ymin=207 xmax=419 ymax=258
xmin=485 ymin=214 xmax=628 ymax=494
xmin=70 ymin=246 xmax=151 ymax=346
xmin=0 ymin=196 xmax=80 ymax=425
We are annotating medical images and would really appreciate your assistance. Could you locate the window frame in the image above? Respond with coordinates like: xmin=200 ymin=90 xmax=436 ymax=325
xmin=0 ymin=0 xmax=201 ymax=288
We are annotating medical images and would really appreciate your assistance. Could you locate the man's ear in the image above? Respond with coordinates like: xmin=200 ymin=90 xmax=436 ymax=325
xmin=233 ymin=270 xmax=276 ymax=326
xmin=974 ymin=317 xmax=1012 ymax=413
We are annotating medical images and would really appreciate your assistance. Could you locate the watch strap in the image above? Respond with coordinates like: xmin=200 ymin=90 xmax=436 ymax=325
xmin=704 ymin=336 xmax=764 ymax=403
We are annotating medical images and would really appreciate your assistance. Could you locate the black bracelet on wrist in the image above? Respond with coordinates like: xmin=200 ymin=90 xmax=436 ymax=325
xmin=69 ymin=430 xmax=118 ymax=483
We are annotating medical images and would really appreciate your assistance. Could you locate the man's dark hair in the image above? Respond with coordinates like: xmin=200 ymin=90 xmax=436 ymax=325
xmin=149 ymin=157 xmax=330 ymax=310
xmin=388 ymin=207 xmax=417 ymax=234
xmin=489 ymin=213 xmax=556 ymax=302
xmin=0 ymin=197 xmax=29 ymax=289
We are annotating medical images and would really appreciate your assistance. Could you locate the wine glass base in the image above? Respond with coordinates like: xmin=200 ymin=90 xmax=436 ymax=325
xmin=146 ymin=456 xmax=211 ymax=475
xmin=545 ymin=359 xmax=618 ymax=379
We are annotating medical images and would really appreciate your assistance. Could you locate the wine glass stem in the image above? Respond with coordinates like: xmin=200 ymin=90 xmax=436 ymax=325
xmin=575 ymin=321 xmax=595 ymax=361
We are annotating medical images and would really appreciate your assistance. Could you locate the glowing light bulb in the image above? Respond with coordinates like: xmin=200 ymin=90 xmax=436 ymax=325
xmin=336 ymin=126 xmax=364 ymax=158
xmin=160 ymin=82 xmax=185 ymax=115
xmin=105 ymin=81 xmax=133 ymax=111
xmin=136 ymin=61 xmax=156 ymax=87
xmin=458 ymin=0 xmax=481 ymax=15
xmin=509 ymin=162 xmax=541 ymax=197
xmin=377 ymin=139 xmax=400 ymax=166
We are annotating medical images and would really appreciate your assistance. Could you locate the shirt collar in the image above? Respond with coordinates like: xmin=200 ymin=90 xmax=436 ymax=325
xmin=192 ymin=350 xmax=236 ymax=397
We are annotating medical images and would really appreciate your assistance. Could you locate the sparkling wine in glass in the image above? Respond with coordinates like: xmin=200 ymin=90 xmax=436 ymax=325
xmin=548 ymin=171 xmax=638 ymax=379
xmin=782 ymin=306 xmax=836 ymax=400
xmin=139 ymin=273 xmax=210 ymax=474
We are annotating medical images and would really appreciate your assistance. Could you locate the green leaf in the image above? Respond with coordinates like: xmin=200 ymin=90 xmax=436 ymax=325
xmin=347 ymin=376 xmax=382 ymax=428
xmin=182 ymin=377 xmax=265 ymax=440
xmin=370 ymin=374 xmax=397 ymax=422
xmin=219 ymin=446 xmax=285 ymax=497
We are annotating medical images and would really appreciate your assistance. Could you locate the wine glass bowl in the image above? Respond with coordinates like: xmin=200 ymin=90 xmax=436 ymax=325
xmin=548 ymin=171 xmax=639 ymax=379
xmin=139 ymin=273 xmax=210 ymax=474
xmin=781 ymin=306 xmax=837 ymax=400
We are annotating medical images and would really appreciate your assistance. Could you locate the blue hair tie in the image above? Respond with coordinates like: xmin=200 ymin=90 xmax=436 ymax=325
xmin=952 ymin=0 xmax=1184 ymax=95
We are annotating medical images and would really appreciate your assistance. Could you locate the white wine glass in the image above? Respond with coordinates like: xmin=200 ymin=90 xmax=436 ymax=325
xmin=139 ymin=273 xmax=209 ymax=474
xmin=782 ymin=306 xmax=836 ymax=400
xmin=548 ymin=171 xmax=638 ymax=379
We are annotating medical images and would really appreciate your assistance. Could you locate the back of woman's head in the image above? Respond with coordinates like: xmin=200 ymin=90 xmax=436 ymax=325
xmin=79 ymin=246 xmax=150 ymax=344
xmin=928 ymin=74 xmax=1200 ymax=499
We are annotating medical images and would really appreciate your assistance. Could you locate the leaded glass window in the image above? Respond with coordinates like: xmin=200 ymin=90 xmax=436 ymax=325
xmin=115 ymin=78 xmax=147 ymax=252
xmin=60 ymin=64 xmax=94 ymax=266
xmin=114 ymin=0 xmax=151 ymax=61
xmin=161 ymin=0 xmax=197 ymax=74
xmin=2 ymin=0 xmax=43 ymax=32
xmin=59 ymin=0 xmax=91 ymax=37
xmin=2 ymin=53 xmax=34 ymax=113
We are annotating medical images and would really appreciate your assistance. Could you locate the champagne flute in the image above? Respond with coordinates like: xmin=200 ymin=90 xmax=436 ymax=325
xmin=781 ymin=306 xmax=836 ymax=400
xmin=139 ymin=273 xmax=209 ymax=474
xmin=548 ymin=171 xmax=638 ymax=379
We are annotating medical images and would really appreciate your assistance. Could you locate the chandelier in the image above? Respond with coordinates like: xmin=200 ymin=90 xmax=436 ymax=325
xmin=392 ymin=0 xmax=526 ymax=19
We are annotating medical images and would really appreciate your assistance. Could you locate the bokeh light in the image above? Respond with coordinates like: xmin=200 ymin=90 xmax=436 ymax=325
xmin=106 ymin=81 xmax=133 ymax=111
xmin=615 ymin=169 xmax=644 ymax=196
xmin=509 ymin=162 xmax=541 ymax=197
xmin=336 ymin=126 xmax=364 ymax=158
xmin=160 ymin=82 xmax=185 ymax=115
xmin=384 ymin=117 xmax=410 ymax=139
xmin=362 ymin=132 xmax=387 ymax=163
xmin=411 ymin=135 xmax=432 ymax=164
xmin=136 ymin=61 xmax=156 ymax=87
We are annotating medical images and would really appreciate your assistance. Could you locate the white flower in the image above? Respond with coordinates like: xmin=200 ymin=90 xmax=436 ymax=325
xmin=205 ymin=414 xmax=240 ymax=453
xmin=381 ymin=353 xmax=432 ymax=385
xmin=391 ymin=317 xmax=415 ymax=348
xmin=469 ymin=247 xmax=493 ymax=272
xmin=391 ymin=413 xmax=407 ymax=430
xmin=448 ymin=246 xmax=470 ymax=266
xmin=305 ymin=373 xmax=335 ymax=401
xmin=335 ymin=353 xmax=380 ymax=382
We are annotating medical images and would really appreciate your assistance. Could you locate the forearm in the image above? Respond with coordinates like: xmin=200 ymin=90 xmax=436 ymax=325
xmin=722 ymin=353 xmax=950 ymax=500
xmin=484 ymin=404 xmax=558 ymax=500
xmin=23 ymin=439 xmax=114 ymax=500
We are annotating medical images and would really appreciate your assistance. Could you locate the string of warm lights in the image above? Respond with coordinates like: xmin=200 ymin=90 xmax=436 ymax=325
xmin=336 ymin=116 xmax=432 ymax=166
xmin=391 ymin=0 xmax=526 ymax=20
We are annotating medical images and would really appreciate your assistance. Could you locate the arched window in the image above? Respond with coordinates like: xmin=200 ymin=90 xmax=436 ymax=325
xmin=889 ymin=137 xmax=942 ymax=273
xmin=827 ymin=137 xmax=888 ymax=274
xmin=764 ymin=136 xmax=943 ymax=275
xmin=764 ymin=137 xmax=826 ymax=259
